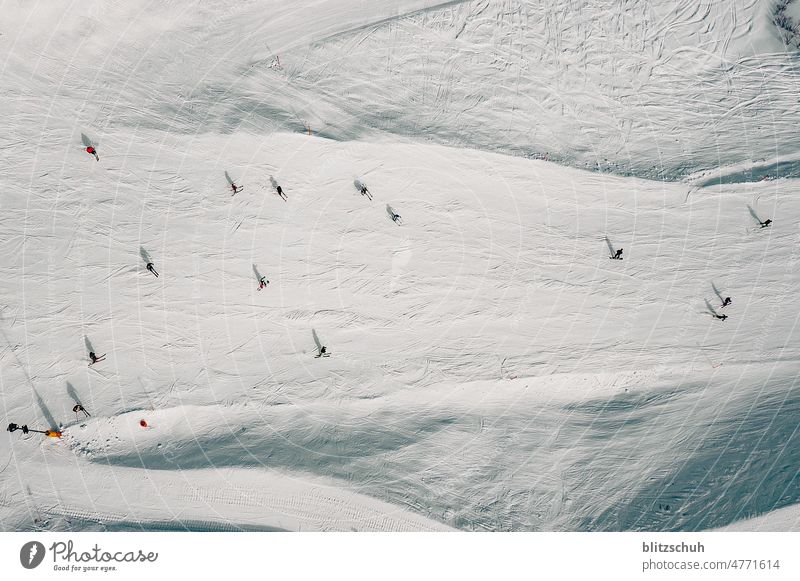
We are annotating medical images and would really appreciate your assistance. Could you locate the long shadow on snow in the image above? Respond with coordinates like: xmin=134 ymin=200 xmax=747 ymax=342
xmin=92 ymin=412 xmax=458 ymax=476
xmin=568 ymin=377 xmax=800 ymax=531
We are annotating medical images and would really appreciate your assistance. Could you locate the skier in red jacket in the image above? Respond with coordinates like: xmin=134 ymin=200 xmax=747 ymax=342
xmin=86 ymin=146 xmax=99 ymax=161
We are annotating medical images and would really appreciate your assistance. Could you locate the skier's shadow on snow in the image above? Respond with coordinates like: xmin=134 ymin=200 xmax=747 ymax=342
xmin=252 ymin=264 xmax=263 ymax=283
xmin=80 ymin=133 xmax=94 ymax=148
xmin=604 ymin=237 xmax=618 ymax=258
xmin=711 ymin=282 xmax=724 ymax=304
xmin=269 ymin=176 xmax=279 ymax=190
xmin=224 ymin=171 xmax=235 ymax=186
xmin=84 ymin=335 xmax=96 ymax=356
xmin=704 ymin=299 xmax=721 ymax=318
xmin=139 ymin=246 xmax=151 ymax=266
xmin=353 ymin=179 xmax=365 ymax=192
xmin=386 ymin=204 xmax=402 ymax=224
xmin=312 ymin=329 xmax=324 ymax=354
xmin=33 ymin=388 xmax=58 ymax=431
xmin=66 ymin=381 xmax=83 ymax=408
xmin=747 ymin=204 xmax=765 ymax=226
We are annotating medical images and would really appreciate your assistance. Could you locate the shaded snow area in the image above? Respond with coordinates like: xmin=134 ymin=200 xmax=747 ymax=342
xmin=1 ymin=0 xmax=798 ymax=532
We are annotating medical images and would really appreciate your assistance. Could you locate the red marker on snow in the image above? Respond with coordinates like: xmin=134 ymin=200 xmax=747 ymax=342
xmin=139 ymin=419 xmax=148 ymax=428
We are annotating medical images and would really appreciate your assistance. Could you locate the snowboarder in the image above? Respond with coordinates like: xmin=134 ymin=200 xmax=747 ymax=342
xmin=258 ymin=276 xmax=269 ymax=290
xmin=761 ymin=219 xmax=772 ymax=228
xmin=73 ymin=404 xmax=90 ymax=419
xmin=146 ymin=262 xmax=159 ymax=277
xmin=611 ymin=248 xmax=623 ymax=260
xmin=85 ymin=146 xmax=99 ymax=161
xmin=315 ymin=345 xmax=329 ymax=358
xmin=230 ymin=182 xmax=243 ymax=195
xmin=88 ymin=352 xmax=105 ymax=366
xmin=276 ymin=185 xmax=287 ymax=201
xmin=721 ymin=297 xmax=732 ymax=308
xmin=715 ymin=314 xmax=728 ymax=321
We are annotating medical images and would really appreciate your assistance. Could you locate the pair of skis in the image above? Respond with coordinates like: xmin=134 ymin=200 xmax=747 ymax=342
xmin=88 ymin=354 xmax=106 ymax=367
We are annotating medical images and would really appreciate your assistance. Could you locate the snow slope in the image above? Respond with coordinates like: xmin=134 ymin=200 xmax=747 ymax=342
xmin=2 ymin=130 xmax=798 ymax=531
xmin=6 ymin=0 xmax=800 ymax=181
xmin=1 ymin=1 xmax=799 ymax=532
xmin=716 ymin=503 xmax=800 ymax=532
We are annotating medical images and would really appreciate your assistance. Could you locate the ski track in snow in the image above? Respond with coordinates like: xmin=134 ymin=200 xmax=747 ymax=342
xmin=1 ymin=1 xmax=799 ymax=532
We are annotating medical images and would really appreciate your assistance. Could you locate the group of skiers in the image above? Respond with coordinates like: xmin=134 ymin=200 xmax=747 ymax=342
xmin=607 ymin=208 xmax=770 ymax=322
xmin=8 ymin=139 xmax=771 ymax=441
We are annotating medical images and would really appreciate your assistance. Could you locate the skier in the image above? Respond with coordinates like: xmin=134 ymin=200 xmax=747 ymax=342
xmin=73 ymin=404 xmax=90 ymax=419
xmin=715 ymin=314 xmax=728 ymax=321
xmin=88 ymin=352 xmax=105 ymax=366
xmin=230 ymin=182 xmax=243 ymax=195
xmin=389 ymin=210 xmax=402 ymax=223
xmin=258 ymin=276 xmax=269 ymax=290
xmin=276 ymin=185 xmax=287 ymax=201
xmin=7 ymin=423 xmax=61 ymax=437
xmin=360 ymin=186 xmax=372 ymax=201
xmin=318 ymin=346 xmax=327 ymax=357
xmin=761 ymin=219 xmax=772 ymax=228
xmin=721 ymin=297 xmax=732 ymax=308
xmin=146 ymin=262 xmax=159 ymax=277
xmin=611 ymin=248 xmax=623 ymax=260
xmin=85 ymin=146 xmax=99 ymax=161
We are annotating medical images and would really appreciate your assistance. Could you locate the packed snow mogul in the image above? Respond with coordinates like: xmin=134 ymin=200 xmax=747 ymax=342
xmin=146 ymin=262 xmax=159 ymax=277
xmin=85 ymin=146 xmax=99 ymax=161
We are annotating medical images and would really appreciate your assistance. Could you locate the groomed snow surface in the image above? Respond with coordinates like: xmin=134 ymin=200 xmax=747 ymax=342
xmin=1 ymin=0 xmax=799 ymax=532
